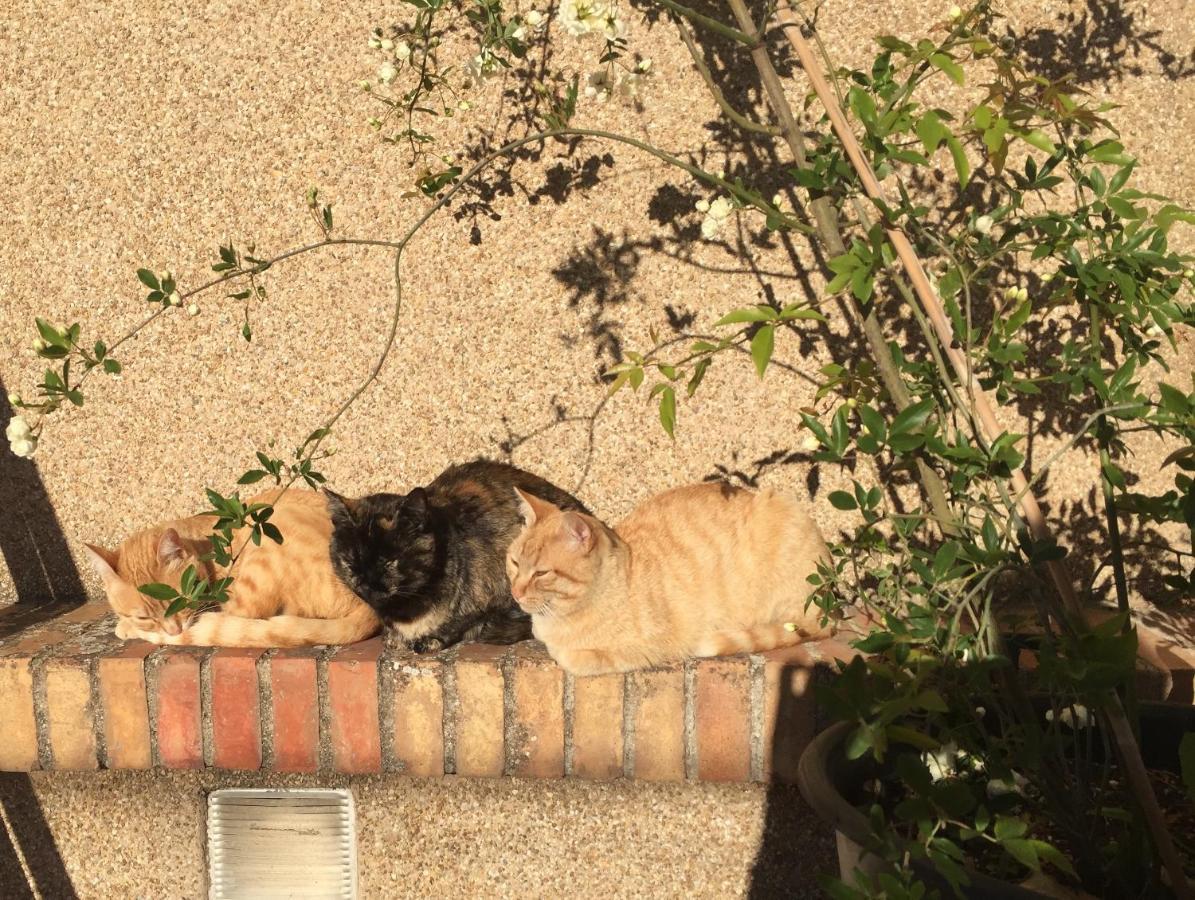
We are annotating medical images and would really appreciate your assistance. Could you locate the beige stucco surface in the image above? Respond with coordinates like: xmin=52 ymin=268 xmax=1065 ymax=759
xmin=2 ymin=771 xmax=830 ymax=898
xmin=0 ymin=2 xmax=1192 ymax=895
xmin=1 ymin=0 xmax=1191 ymax=610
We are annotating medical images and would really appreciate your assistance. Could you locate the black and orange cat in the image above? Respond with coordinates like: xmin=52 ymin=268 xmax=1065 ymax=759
xmin=325 ymin=458 xmax=589 ymax=652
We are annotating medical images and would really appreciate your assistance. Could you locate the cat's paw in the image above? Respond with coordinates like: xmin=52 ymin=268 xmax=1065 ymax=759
xmin=409 ymin=635 xmax=446 ymax=655
xmin=114 ymin=618 xmax=137 ymax=640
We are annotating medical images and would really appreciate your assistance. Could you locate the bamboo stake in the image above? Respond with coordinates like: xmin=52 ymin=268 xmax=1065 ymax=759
xmin=771 ymin=4 xmax=1191 ymax=894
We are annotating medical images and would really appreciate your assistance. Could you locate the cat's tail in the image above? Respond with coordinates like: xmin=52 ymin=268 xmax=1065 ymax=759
xmin=693 ymin=618 xmax=835 ymax=658
xmin=165 ymin=603 xmax=382 ymax=648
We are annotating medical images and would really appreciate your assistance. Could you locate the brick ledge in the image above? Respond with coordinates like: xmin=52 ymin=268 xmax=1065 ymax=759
xmin=0 ymin=603 xmax=858 ymax=782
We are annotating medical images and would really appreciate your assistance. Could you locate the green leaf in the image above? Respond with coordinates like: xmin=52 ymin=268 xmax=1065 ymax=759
xmin=658 ymin=387 xmax=676 ymax=438
xmin=138 ymin=582 xmax=179 ymax=602
xmin=828 ymin=490 xmax=858 ymax=511
xmin=715 ymin=306 xmax=777 ymax=326
xmin=1020 ymin=129 xmax=1057 ymax=155
xmin=687 ymin=358 xmax=711 ymax=397
xmin=103 ymin=358 xmax=122 ymax=375
xmin=946 ymin=136 xmax=971 ymax=188
xmin=164 ymin=597 xmax=189 ymax=618
xmin=994 ymin=816 xmax=1028 ymax=841
xmin=238 ymin=470 xmax=268 ymax=485
xmin=136 ymin=268 xmax=160 ymax=290
xmin=915 ymin=111 xmax=949 ymax=154
xmin=890 ymin=399 xmax=936 ymax=436
xmin=751 ymin=326 xmax=775 ymax=378
xmin=35 ymin=318 xmax=69 ymax=349
xmin=1002 ymin=839 xmax=1039 ymax=871
xmin=929 ymin=53 xmax=964 ymax=85
xmin=242 ymin=321 xmax=253 ymax=342
xmin=915 ymin=689 xmax=949 ymax=712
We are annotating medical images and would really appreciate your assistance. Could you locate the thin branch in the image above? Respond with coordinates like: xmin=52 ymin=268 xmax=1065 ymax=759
xmin=674 ymin=16 xmax=779 ymax=136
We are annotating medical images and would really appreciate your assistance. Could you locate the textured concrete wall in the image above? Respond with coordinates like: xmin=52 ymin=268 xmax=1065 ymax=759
xmin=1 ymin=0 xmax=1191 ymax=608
xmin=1 ymin=771 xmax=832 ymax=899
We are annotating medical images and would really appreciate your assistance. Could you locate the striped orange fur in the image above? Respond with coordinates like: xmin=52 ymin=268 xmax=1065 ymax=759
xmin=84 ymin=489 xmax=380 ymax=648
xmin=506 ymin=482 xmax=836 ymax=676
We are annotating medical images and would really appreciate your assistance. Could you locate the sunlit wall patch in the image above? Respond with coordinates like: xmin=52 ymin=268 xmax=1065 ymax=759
xmin=207 ymin=789 xmax=357 ymax=899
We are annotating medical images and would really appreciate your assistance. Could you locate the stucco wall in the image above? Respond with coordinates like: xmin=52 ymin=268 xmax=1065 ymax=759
xmin=1 ymin=0 xmax=1191 ymax=608
xmin=1 ymin=772 xmax=831 ymax=898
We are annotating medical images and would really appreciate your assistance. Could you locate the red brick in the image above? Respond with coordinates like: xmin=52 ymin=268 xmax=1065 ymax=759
xmin=270 ymin=649 xmax=320 ymax=772
xmin=328 ymin=639 xmax=382 ymax=774
xmin=695 ymin=657 xmax=751 ymax=782
xmin=0 ymin=657 xmax=38 ymax=770
xmin=510 ymin=645 xmax=564 ymax=778
xmin=454 ymin=644 xmax=506 ymax=777
xmin=393 ymin=656 xmax=444 ymax=777
xmin=44 ymin=657 xmax=97 ymax=770
xmin=210 ymin=648 xmax=262 ymax=771
xmin=156 ymin=650 xmax=203 ymax=768
xmin=630 ymin=668 xmax=685 ymax=782
xmin=572 ymin=673 xmax=623 ymax=779
xmin=98 ymin=643 xmax=154 ymax=769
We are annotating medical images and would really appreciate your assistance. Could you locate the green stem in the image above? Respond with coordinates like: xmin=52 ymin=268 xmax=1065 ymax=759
xmin=651 ymin=0 xmax=755 ymax=46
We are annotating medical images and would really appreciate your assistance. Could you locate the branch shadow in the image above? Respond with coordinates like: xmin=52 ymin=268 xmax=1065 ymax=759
xmin=1009 ymin=0 xmax=1195 ymax=85
xmin=0 ymin=775 xmax=79 ymax=899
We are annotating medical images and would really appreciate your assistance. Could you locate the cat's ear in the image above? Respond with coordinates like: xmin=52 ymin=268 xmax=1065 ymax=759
xmin=560 ymin=512 xmax=595 ymax=553
xmin=514 ymin=487 xmax=558 ymax=527
xmin=83 ymin=542 xmax=121 ymax=584
xmin=402 ymin=487 xmax=429 ymax=522
xmin=323 ymin=488 xmax=361 ymax=525
xmin=157 ymin=528 xmax=187 ymax=565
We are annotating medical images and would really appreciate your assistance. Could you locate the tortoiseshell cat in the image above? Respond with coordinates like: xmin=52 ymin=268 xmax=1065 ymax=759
xmin=325 ymin=459 xmax=589 ymax=652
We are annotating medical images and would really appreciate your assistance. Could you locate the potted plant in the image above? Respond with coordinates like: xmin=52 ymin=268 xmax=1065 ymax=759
xmin=7 ymin=1 xmax=1192 ymax=893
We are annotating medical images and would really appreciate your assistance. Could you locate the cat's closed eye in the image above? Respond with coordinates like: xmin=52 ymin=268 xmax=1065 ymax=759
xmin=533 ymin=569 xmax=550 ymax=578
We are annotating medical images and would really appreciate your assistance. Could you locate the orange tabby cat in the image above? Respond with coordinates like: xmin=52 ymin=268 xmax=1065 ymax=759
xmin=85 ymin=488 xmax=381 ymax=647
xmin=506 ymin=481 xmax=835 ymax=675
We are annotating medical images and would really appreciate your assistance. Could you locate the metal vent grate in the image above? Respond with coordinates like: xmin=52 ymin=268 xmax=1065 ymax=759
xmin=207 ymin=789 xmax=357 ymax=899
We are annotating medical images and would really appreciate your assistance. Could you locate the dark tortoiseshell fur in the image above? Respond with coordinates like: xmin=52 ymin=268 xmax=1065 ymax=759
xmin=325 ymin=459 xmax=589 ymax=652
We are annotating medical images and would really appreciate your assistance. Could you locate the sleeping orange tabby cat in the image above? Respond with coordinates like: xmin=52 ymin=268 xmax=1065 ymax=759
xmin=85 ymin=489 xmax=381 ymax=647
xmin=506 ymin=481 xmax=836 ymax=675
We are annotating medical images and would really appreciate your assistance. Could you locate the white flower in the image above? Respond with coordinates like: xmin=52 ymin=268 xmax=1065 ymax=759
xmin=637 ymin=57 xmax=652 ymax=73
xmin=380 ymin=38 xmax=394 ymax=51
xmin=378 ymin=62 xmax=397 ymax=84
xmin=948 ymin=5 xmax=962 ymax=20
xmin=395 ymin=41 xmax=411 ymax=61
xmin=695 ymin=198 xmax=711 ymax=213
xmin=558 ymin=0 xmax=622 ymax=39
xmin=525 ymin=10 xmax=545 ymax=29
xmin=512 ymin=25 xmax=527 ymax=42
xmin=923 ymin=742 xmax=960 ymax=781
xmin=1146 ymin=324 xmax=1164 ymax=337
xmin=168 ymin=291 xmax=181 ymax=306
xmin=1046 ymin=704 xmax=1092 ymax=729
xmin=974 ymin=214 xmax=994 ymax=234
xmin=368 ymin=36 xmax=381 ymax=49
xmin=584 ymin=70 xmax=615 ymax=102
xmin=701 ymin=196 xmax=734 ymax=238
xmin=7 ymin=416 xmax=36 ymax=458
xmin=457 ymin=99 xmax=472 ymax=111
xmin=187 ymin=304 xmax=200 ymax=317
xmin=463 ymin=49 xmax=497 ymax=85
xmin=6 ymin=415 xmax=32 ymax=442
xmin=801 ymin=434 xmax=820 ymax=452
xmin=9 ymin=435 xmax=36 ymax=458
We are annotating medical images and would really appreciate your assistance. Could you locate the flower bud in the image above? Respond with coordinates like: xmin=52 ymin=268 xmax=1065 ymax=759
xmin=845 ymin=398 xmax=858 ymax=409
xmin=948 ymin=5 xmax=962 ymax=19
xmin=395 ymin=41 xmax=411 ymax=61
xmin=380 ymin=38 xmax=394 ymax=51
xmin=1005 ymin=286 xmax=1019 ymax=300
xmin=695 ymin=199 xmax=710 ymax=213
xmin=974 ymin=214 xmax=994 ymax=234
xmin=1016 ymin=286 xmax=1029 ymax=302
xmin=187 ymin=304 xmax=200 ymax=317
xmin=525 ymin=10 xmax=544 ymax=27
xmin=7 ymin=393 xmax=19 ymax=405
xmin=168 ymin=291 xmax=181 ymax=306
xmin=359 ymin=80 xmax=372 ymax=91
xmin=801 ymin=434 xmax=820 ymax=452
xmin=457 ymin=100 xmax=471 ymax=111
xmin=638 ymin=57 xmax=653 ymax=73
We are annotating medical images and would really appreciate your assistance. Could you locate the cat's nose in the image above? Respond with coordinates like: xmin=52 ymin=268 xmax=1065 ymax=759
xmin=162 ymin=617 xmax=182 ymax=636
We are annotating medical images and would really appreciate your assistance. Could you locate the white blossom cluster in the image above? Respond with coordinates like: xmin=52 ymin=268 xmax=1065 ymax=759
xmin=557 ymin=0 xmax=625 ymax=40
xmin=6 ymin=414 xmax=36 ymax=458
xmin=695 ymin=196 xmax=735 ymax=239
